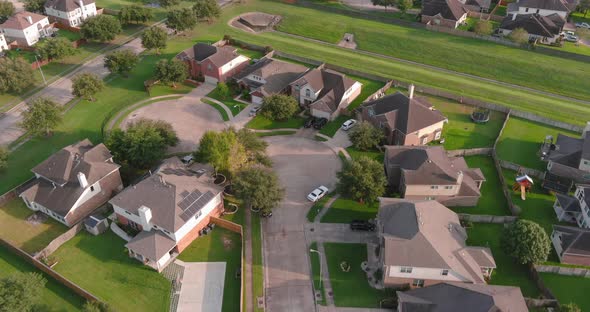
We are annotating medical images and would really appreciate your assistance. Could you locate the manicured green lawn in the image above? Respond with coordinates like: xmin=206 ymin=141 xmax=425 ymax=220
xmin=148 ymin=82 xmax=193 ymax=97
xmin=52 ymin=231 xmax=171 ymax=312
xmin=319 ymin=115 xmax=349 ymax=138
xmin=246 ymin=115 xmax=305 ymax=130
xmin=426 ymin=96 xmax=505 ymax=150
xmin=255 ymin=130 xmax=297 ymax=137
xmin=345 ymin=147 xmax=384 ymax=162
xmin=112 ymin=95 xmax=184 ymax=129
xmin=545 ymin=41 xmax=590 ymax=57
xmin=452 ymin=155 xmax=511 ymax=216
xmin=251 ymin=213 xmax=264 ymax=312
xmin=0 ymin=199 xmax=67 ymax=254
xmin=207 ymin=86 xmax=249 ymax=116
xmin=309 ymin=242 xmax=326 ymax=305
xmin=307 ymin=196 xmax=331 ymax=222
xmin=178 ymin=226 xmax=242 ymax=312
xmin=324 ymin=243 xmax=393 ymax=307
xmin=57 ymin=29 xmax=82 ymax=42
xmin=0 ymin=244 xmax=84 ymax=311
xmin=203 ymin=98 xmax=230 ymax=121
xmin=540 ymin=273 xmax=590 ymax=311
xmin=496 ymin=117 xmax=580 ymax=171
xmin=321 ymin=198 xmax=378 ymax=223
xmin=346 ymin=77 xmax=385 ymax=111
xmin=96 ymin=0 xmax=195 ymax=20
xmin=466 ymin=223 xmax=540 ymax=297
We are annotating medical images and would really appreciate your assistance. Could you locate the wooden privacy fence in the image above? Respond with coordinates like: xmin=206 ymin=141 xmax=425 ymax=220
xmin=34 ymin=222 xmax=84 ymax=260
xmin=535 ymin=264 xmax=590 ymax=278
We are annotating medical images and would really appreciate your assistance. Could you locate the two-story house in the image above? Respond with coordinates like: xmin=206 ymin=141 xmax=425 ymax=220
xmin=551 ymin=225 xmax=590 ymax=266
xmin=0 ymin=33 xmax=8 ymax=51
xmin=507 ymin=0 xmax=570 ymax=19
xmin=110 ymin=158 xmax=224 ymax=271
xmin=553 ymin=185 xmax=590 ymax=228
xmin=45 ymin=0 xmax=98 ymax=28
xmin=377 ymin=198 xmax=496 ymax=288
xmin=384 ymin=146 xmax=485 ymax=207
xmin=358 ymin=85 xmax=448 ymax=146
xmin=235 ymin=57 xmax=309 ymax=105
xmin=19 ymin=139 xmax=123 ymax=227
xmin=289 ymin=67 xmax=362 ymax=120
xmin=0 ymin=11 xmax=53 ymax=47
xmin=499 ymin=13 xmax=564 ymax=44
xmin=176 ymin=43 xmax=250 ymax=85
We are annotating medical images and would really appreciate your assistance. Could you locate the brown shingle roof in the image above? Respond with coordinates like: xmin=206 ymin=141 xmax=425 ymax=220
xmin=236 ymin=58 xmax=309 ymax=96
xmin=292 ymin=68 xmax=359 ymax=114
xmin=422 ymin=0 xmax=468 ymax=21
xmin=500 ymin=13 xmax=564 ymax=37
xmin=0 ymin=11 xmax=48 ymax=30
xmin=176 ymin=43 xmax=244 ymax=68
xmin=125 ymin=230 xmax=176 ymax=260
xmin=45 ymin=0 xmax=95 ymax=12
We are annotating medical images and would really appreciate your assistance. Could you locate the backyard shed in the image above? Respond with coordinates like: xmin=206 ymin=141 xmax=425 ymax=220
xmin=84 ymin=215 xmax=109 ymax=236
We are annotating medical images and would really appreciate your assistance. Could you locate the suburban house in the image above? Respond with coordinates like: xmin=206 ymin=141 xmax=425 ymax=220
xmin=358 ymin=85 xmax=447 ymax=146
xmin=0 ymin=11 xmax=54 ymax=46
xmin=44 ymin=0 xmax=99 ymax=27
xmin=507 ymin=0 xmax=570 ymax=19
xmin=19 ymin=139 xmax=123 ymax=227
xmin=421 ymin=0 xmax=468 ymax=28
xmin=0 ymin=33 xmax=8 ymax=51
xmin=377 ymin=198 xmax=496 ymax=288
xmin=289 ymin=67 xmax=362 ymax=120
xmin=176 ymin=43 xmax=250 ymax=84
xmin=553 ymin=185 xmax=590 ymax=228
xmin=540 ymin=124 xmax=590 ymax=190
xmin=397 ymin=282 xmax=528 ymax=312
xmin=499 ymin=13 xmax=564 ymax=44
xmin=384 ymin=146 xmax=485 ymax=207
xmin=110 ymin=158 xmax=224 ymax=271
xmin=551 ymin=225 xmax=590 ymax=266
xmin=235 ymin=57 xmax=309 ymax=105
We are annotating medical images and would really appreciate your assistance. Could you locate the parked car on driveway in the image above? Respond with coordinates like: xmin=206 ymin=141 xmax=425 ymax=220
xmin=565 ymin=34 xmax=579 ymax=42
xmin=341 ymin=119 xmax=357 ymax=131
xmin=313 ymin=118 xmax=328 ymax=130
xmin=576 ymin=22 xmax=590 ymax=29
xmin=350 ymin=220 xmax=375 ymax=231
xmin=304 ymin=117 xmax=316 ymax=128
xmin=307 ymin=185 xmax=329 ymax=202
xmin=249 ymin=106 xmax=262 ymax=117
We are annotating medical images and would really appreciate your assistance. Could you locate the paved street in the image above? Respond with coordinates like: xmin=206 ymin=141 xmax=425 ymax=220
xmin=304 ymin=223 xmax=379 ymax=244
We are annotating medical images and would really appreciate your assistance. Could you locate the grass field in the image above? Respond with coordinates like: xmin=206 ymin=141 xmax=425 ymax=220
xmin=345 ymin=147 xmax=384 ymax=162
xmin=324 ymin=243 xmax=393 ymax=307
xmin=0 ymin=199 xmax=67 ymax=254
xmin=496 ymin=117 xmax=580 ymax=171
xmin=466 ymin=223 xmax=540 ymax=297
xmin=307 ymin=196 xmax=331 ymax=222
xmin=320 ymin=198 xmax=378 ymax=223
xmin=540 ymin=273 xmax=590 ymax=311
xmin=246 ymin=115 xmax=305 ymax=129
xmin=319 ymin=115 xmax=349 ymax=138
xmin=0 ymin=244 xmax=84 ymax=311
xmin=52 ymin=231 xmax=171 ymax=312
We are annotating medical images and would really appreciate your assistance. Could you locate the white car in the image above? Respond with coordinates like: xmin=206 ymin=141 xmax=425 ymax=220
xmin=341 ymin=119 xmax=357 ymax=131
xmin=565 ymin=34 xmax=579 ymax=42
xmin=307 ymin=185 xmax=329 ymax=202
xmin=575 ymin=22 xmax=590 ymax=29
xmin=249 ymin=106 xmax=262 ymax=117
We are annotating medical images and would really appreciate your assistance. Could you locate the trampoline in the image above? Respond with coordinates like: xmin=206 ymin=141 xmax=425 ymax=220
xmin=470 ymin=108 xmax=490 ymax=123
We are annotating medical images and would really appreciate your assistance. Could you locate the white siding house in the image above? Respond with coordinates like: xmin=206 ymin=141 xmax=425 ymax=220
xmin=0 ymin=33 xmax=8 ymax=51
xmin=0 ymin=12 xmax=53 ymax=47
xmin=45 ymin=0 xmax=98 ymax=27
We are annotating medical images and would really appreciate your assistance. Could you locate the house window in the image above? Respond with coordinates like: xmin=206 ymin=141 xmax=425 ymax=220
xmin=305 ymin=89 xmax=311 ymax=97
xmin=412 ymin=279 xmax=425 ymax=287
xmin=525 ymin=8 xmax=529 ymax=12
xmin=577 ymin=191 xmax=584 ymax=202
xmin=444 ymin=186 xmax=453 ymax=190
xmin=207 ymin=64 xmax=212 ymax=72
xmin=194 ymin=210 xmax=202 ymax=220
xmin=441 ymin=269 xmax=449 ymax=276
xmin=536 ymin=9 xmax=539 ymax=13
xmin=421 ymin=136 xmax=428 ymax=145
xmin=400 ymin=267 xmax=413 ymax=273
xmin=90 ymin=186 xmax=95 ymax=192
xmin=124 ymin=211 xmax=132 ymax=215
xmin=584 ymin=160 xmax=590 ymax=165
xmin=434 ymin=131 xmax=441 ymax=140
xmin=430 ymin=185 xmax=439 ymax=189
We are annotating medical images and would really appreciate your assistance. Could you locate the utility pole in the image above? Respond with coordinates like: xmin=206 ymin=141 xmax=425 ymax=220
xmin=34 ymin=54 xmax=47 ymax=85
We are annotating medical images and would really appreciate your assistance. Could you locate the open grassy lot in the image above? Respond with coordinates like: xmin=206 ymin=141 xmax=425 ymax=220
xmin=52 ymin=231 xmax=171 ymax=312
xmin=178 ymin=226 xmax=242 ymax=312
xmin=0 ymin=244 xmax=84 ymax=311
xmin=309 ymin=242 xmax=326 ymax=305
xmin=320 ymin=198 xmax=378 ymax=223
xmin=246 ymin=115 xmax=305 ymax=129
xmin=496 ymin=117 xmax=580 ymax=171
xmin=540 ymin=273 xmax=590 ymax=311
xmin=324 ymin=243 xmax=393 ymax=307
xmin=0 ymin=199 xmax=67 ymax=254
xmin=452 ymin=155 xmax=511 ymax=216
xmin=466 ymin=223 xmax=540 ymax=297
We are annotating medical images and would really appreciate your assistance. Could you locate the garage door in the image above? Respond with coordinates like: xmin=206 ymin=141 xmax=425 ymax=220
xmin=252 ymin=95 xmax=263 ymax=105
xmin=204 ymin=75 xmax=218 ymax=85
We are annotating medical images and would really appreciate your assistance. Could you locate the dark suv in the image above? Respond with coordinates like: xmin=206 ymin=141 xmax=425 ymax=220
xmin=350 ymin=220 xmax=375 ymax=231
xmin=313 ymin=118 xmax=328 ymax=130
xmin=304 ymin=117 xmax=316 ymax=128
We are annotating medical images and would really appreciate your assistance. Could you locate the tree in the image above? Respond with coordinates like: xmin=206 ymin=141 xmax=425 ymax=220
xmin=236 ymin=128 xmax=271 ymax=166
xmin=560 ymin=303 xmax=581 ymax=312
xmin=0 ymin=57 xmax=35 ymax=94
xmin=474 ymin=19 xmax=493 ymax=36
xmin=81 ymin=15 xmax=122 ymax=42
xmin=72 ymin=73 xmax=104 ymax=101
xmin=0 ymin=1 xmax=15 ymax=23
xmin=106 ymin=118 xmax=178 ymax=169
xmin=118 ymin=5 xmax=153 ymax=24
xmin=141 ymin=26 xmax=167 ymax=54
xmin=104 ymin=49 xmax=139 ymax=77
xmin=371 ymin=0 xmax=396 ymax=10
xmin=20 ymin=98 xmax=62 ymax=137
xmin=192 ymin=0 xmax=221 ymax=22
xmin=0 ymin=272 xmax=46 ymax=312
xmin=36 ymin=37 xmax=77 ymax=61
xmin=154 ymin=58 xmax=188 ymax=88
xmin=337 ymin=156 xmax=386 ymax=203
xmin=348 ymin=121 xmax=384 ymax=151
xmin=159 ymin=0 xmax=180 ymax=7
xmin=23 ymin=0 xmax=44 ymax=13
xmin=501 ymin=220 xmax=551 ymax=264
xmin=234 ymin=167 xmax=284 ymax=213
xmin=216 ymin=82 xmax=230 ymax=99
xmin=579 ymin=0 xmax=590 ymax=17
xmin=0 ymin=146 xmax=7 ymax=170
xmin=397 ymin=0 xmax=413 ymax=15
xmin=509 ymin=28 xmax=530 ymax=45
xmin=260 ymin=94 xmax=299 ymax=121
xmin=165 ymin=8 xmax=197 ymax=33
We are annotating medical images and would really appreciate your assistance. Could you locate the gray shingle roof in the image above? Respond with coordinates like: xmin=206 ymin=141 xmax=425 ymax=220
xmin=1 ymin=11 xmax=47 ymax=30
xmin=422 ymin=0 xmax=468 ymax=21
xmin=547 ymin=133 xmax=584 ymax=168
xmin=125 ymin=230 xmax=177 ymax=260
xmin=500 ymin=13 xmax=564 ymax=37
xmin=553 ymin=225 xmax=590 ymax=257
xmin=176 ymin=43 xmax=243 ymax=67
xmin=509 ymin=0 xmax=570 ymax=12
xmin=236 ymin=58 xmax=309 ymax=96
xmin=45 ymin=0 xmax=95 ymax=12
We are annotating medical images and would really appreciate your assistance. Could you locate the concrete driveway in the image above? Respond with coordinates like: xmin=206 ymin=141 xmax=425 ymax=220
xmin=262 ymin=136 xmax=341 ymax=312
xmin=176 ymin=261 xmax=226 ymax=312
xmin=120 ymin=84 xmax=226 ymax=153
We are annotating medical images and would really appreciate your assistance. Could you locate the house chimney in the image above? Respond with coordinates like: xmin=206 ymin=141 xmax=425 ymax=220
xmin=138 ymin=206 xmax=152 ymax=231
xmin=408 ymin=84 xmax=415 ymax=99
xmin=26 ymin=16 xmax=33 ymax=24
xmin=77 ymin=172 xmax=88 ymax=188
xmin=456 ymin=170 xmax=464 ymax=187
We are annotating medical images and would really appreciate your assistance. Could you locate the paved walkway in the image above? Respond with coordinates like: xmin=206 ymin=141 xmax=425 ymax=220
xmin=176 ymin=261 xmax=226 ymax=312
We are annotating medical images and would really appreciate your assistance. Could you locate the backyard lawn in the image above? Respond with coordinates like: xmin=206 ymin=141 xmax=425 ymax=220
xmin=246 ymin=115 xmax=306 ymax=130
xmin=0 ymin=199 xmax=67 ymax=254
xmin=345 ymin=76 xmax=385 ymax=111
xmin=178 ymin=226 xmax=242 ymax=312
xmin=0 ymin=244 xmax=84 ymax=311
xmin=540 ymin=273 xmax=590 ymax=311
xmin=496 ymin=116 xmax=580 ymax=171
xmin=466 ymin=223 xmax=540 ymax=297
xmin=321 ymin=198 xmax=378 ymax=223
xmin=452 ymin=155 xmax=511 ymax=216
xmin=324 ymin=243 xmax=393 ymax=307
xmin=52 ymin=231 xmax=171 ymax=312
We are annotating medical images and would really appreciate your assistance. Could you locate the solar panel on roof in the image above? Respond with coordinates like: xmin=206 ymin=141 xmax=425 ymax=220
xmin=180 ymin=190 xmax=190 ymax=198
xmin=178 ymin=191 xmax=216 ymax=221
